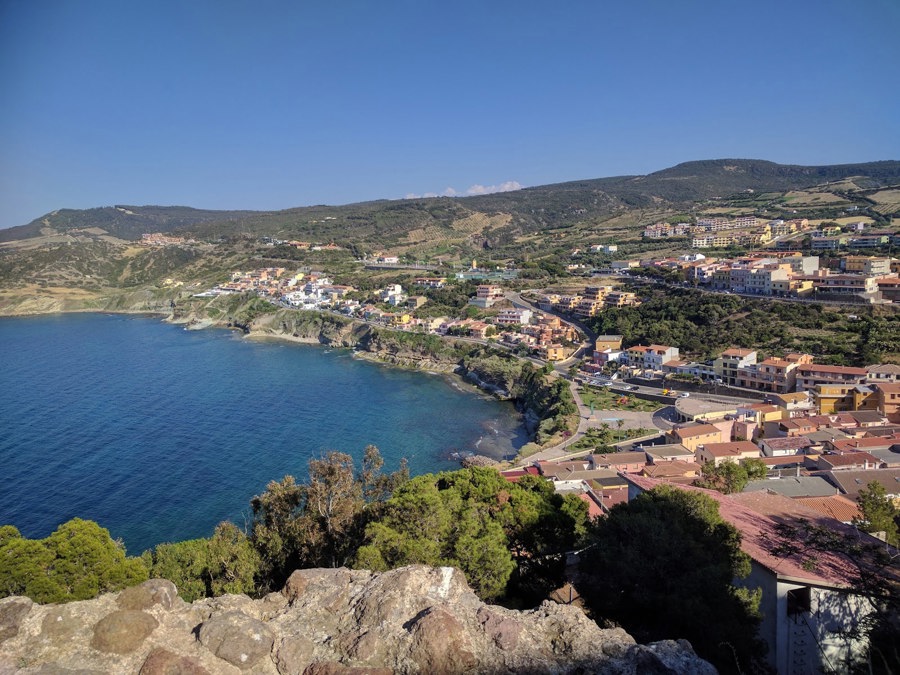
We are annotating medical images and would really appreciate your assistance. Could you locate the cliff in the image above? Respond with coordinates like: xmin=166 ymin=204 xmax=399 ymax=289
xmin=0 ymin=565 xmax=716 ymax=674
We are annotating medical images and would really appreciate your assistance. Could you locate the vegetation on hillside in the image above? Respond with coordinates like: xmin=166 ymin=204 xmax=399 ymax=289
xmin=588 ymin=288 xmax=900 ymax=365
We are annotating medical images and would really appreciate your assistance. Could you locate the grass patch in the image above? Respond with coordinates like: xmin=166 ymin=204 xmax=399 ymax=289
xmin=579 ymin=387 xmax=662 ymax=413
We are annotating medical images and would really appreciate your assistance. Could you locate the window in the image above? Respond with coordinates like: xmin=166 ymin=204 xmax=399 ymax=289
xmin=787 ymin=587 xmax=811 ymax=616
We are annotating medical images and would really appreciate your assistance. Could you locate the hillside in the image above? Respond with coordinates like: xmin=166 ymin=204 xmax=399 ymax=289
xmin=1 ymin=158 xmax=898 ymax=314
xmin=4 ymin=160 xmax=898 ymax=250
xmin=0 ymin=205 xmax=265 ymax=243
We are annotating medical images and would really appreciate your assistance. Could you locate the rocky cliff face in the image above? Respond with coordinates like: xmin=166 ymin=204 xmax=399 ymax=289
xmin=0 ymin=565 xmax=716 ymax=674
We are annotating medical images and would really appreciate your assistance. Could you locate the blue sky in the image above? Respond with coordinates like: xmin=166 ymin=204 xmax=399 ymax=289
xmin=1 ymin=0 xmax=898 ymax=230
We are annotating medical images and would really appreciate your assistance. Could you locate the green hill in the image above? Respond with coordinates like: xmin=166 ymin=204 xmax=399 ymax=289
xmin=4 ymin=160 xmax=898 ymax=248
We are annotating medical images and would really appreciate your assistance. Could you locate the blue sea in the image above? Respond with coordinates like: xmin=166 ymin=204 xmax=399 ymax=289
xmin=0 ymin=313 xmax=526 ymax=554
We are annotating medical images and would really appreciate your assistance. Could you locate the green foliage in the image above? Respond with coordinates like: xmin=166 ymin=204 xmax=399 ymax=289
xmin=694 ymin=458 xmax=767 ymax=494
xmin=853 ymin=481 xmax=900 ymax=547
xmin=0 ymin=518 xmax=148 ymax=604
xmin=589 ymin=288 xmax=893 ymax=365
xmin=142 ymin=521 xmax=260 ymax=602
xmin=579 ymin=485 xmax=765 ymax=672
xmin=353 ymin=468 xmax=587 ymax=602
xmin=250 ymin=446 xmax=407 ymax=591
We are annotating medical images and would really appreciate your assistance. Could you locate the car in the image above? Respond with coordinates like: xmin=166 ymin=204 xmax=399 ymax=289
xmin=627 ymin=385 xmax=639 ymax=391
xmin=679 ymin=392 xmax=690 ymax=398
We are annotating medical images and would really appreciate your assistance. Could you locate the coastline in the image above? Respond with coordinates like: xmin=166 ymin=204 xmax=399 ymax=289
xmin=0 ymin=299 xmax=567 ymax=460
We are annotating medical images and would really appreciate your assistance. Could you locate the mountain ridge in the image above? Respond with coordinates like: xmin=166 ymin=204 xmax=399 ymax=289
xmin=4 ymin=158 xmax=898 ymax=245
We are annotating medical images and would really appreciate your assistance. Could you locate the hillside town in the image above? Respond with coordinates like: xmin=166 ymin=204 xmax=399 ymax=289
xmin=187 ymin=238 xmax=900 ymax=673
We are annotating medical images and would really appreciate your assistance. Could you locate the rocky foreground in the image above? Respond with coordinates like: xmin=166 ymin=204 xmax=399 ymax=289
xmin=0 ymin=565 xmax=716 ymax=674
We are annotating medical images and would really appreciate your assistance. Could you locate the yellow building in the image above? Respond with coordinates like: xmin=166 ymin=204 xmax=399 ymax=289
xmin=813 ymin=384 xmax=878 ymax=414
xmin=595 ymin=335 xmax=624 ymax=352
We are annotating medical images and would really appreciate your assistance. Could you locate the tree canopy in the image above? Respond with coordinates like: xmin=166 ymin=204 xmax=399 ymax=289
xmin=250 ymin=446 xmax=408 ymax=590
xmin=0 ymin=519 xmax=147 ymax=604
xmin=142 ymin=521 xmax=260 ymax=602
xmin=854 ymin=481 xmax=900 ymax=547
xmin=694 ymin=458 xmax=768 ymax=494
xmin=578 ymin=484 xmax=765 ymax=673
xmin=353 ymin=467 xmax=588 ymax=601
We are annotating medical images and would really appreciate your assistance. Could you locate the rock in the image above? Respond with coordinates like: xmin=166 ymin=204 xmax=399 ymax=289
xmin=283 ymin=567 xmax=356 ymax=608
xmin=0 ymin=596 xmax=32 ymax=643
xmin=41 ymin=606 xmax=84 ymax=640
xmin=139 ymin=648 xmax=211 ymax=675
xmin=90 ymin=609 xmax=158 ymax=654
xmin=476 ymin=605 xmax=521 ymax=651
xmin=198 ymin=610 xmax=274 ymax=670
xmin=645 ymin=640 xmax=718 ymax=675
xmin=302 ymin=664 xmax=393 ymax=675
xmin=117 ymin=579 xmax=179 ymax=611
xmin=274 ymin=635 xmax=317 ymax=675
xmin=407 ymin=607 xmax=477 ymax=673
xmin=1 ymin=565 xmax=716 ymax=674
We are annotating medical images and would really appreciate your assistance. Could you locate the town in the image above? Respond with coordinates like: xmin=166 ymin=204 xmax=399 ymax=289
xmin=191 ymin=243 xmax=899 ymax=673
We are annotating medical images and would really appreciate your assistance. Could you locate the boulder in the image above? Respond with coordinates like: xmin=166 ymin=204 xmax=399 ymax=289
xmin=0 ymin=597 xmax=32 ymax=643
xmin=198 ymin=610 xmax=274 ymax=670
xmin=90 ymin=610 xmax=158 ymax=654
xmin=117 ymin=579 xmax=179 ymax=611
xmin=139 ymin=648 xmax=211 ymax=675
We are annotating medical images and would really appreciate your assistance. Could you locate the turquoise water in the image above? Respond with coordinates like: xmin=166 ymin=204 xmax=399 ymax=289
xmin=0 ymin=313 xmax=525 ymax=554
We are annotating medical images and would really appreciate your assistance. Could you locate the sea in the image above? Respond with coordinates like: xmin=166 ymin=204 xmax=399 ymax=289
xmin=0 ymin=313 xmax=527 ymax=554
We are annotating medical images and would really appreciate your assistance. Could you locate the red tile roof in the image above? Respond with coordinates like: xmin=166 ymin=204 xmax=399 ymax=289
xmin=795 ymin=495 xmax=862 ymax=523
xmin=577 ymin=492 xmax=604 ymax=519
xmin=625 ymin=475 xmax=886 ymax=588
xmin=701 ymin=440 xmax=760 ymax=458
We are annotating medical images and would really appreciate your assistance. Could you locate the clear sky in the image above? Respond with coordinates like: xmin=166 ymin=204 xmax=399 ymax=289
xmin=1 ymin=0 xmax=898 ymax=230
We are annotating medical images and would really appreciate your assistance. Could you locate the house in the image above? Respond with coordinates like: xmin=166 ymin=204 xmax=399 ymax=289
xmin=641 ymin=443 xmax=696 ymax=464
xmin=714 ymin=348 xmax=757 ymax=387
xmin=595 ymin=335 xmax=624 ymax=352
xmin=768 ymin=391 xmax=817 ymax=418
xmin=626 ymin=344 xmax=679 ymax=373
xmin=695 ymin=440 xmax=761 ymax=467
xmin=759 ymin=436 xmax=813 ymax=457
xmin=624 ymin=476 xmax=890 ymax=675
xmin=469 ymin=285 xmax=505 ymax=308
xmin=795 ymin=365 xmax=868 ymax=392
xmin=666 ymin=423 xmax=727 ymax=452
xmin=495 ymin=308 xmax=533 ymax=326
xmin=818 ymin=468 xmax=900 ymax=503
xmin=813 ymin=383 xmax=878 ymax=415
xmin=406 ymin=295 xmax=428 ymax=309
xmin=640 ymin=460 xmax=702 ymax=482
xmin=866 ymin=363 xmax=900 ymax=384
xmin=538 ymin=344 xmax=570 ymax=362
xmin=873 ymin=382 xmax=900 ymax=422
xmin=588 ymin=451 xmax=647 ymax=473
xmin=738 ymin=353 xmax=813 ymax=393
xmin=742 ymin=475 xmax=838 ymax=499
xmin=813 ymin=452 xmax=881 ymax=472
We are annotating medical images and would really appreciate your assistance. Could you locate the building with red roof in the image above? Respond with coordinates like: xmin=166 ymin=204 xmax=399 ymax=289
xmin=624 ymin=475 xmax=894 ymax=674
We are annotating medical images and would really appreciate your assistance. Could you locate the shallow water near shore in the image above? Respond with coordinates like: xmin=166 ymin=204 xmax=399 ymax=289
xmin=0 ymin=313 xmax=526 ymax=553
